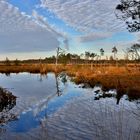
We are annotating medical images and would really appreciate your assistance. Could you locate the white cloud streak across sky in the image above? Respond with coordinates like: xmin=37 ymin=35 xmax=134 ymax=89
xmin=40 ymin=0 xmax=126 ymax=33
xmin=0 ymin=0 xmax=66 ymax=53
xmin=39 ymin=0 xmax=131 ymax=44
xmin=0 ymin=0 xmax=138 ymax=59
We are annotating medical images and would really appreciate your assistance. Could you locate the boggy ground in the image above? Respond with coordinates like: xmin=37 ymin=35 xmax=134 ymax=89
xmin=0 ymin=63 xmax=140 ymax=100
xmin=66 ymin=64 xmax=140 ymax=100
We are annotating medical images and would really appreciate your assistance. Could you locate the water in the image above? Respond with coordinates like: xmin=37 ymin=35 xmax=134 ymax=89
xmin=0 ymin=73 xmax=140 ymax=140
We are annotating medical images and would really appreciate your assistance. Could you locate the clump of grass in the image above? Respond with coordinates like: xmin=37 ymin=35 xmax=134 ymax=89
xmin=0 ymin=87 xmax=16 ymax=112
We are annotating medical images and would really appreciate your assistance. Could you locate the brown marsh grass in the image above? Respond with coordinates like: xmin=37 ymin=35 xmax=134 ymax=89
xmin=0 ymin=63 xmax=139 ymax=98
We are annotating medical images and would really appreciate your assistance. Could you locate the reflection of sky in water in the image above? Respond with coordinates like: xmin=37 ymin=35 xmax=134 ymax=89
xmin=8 ymin=89 xmax=83 ymax=133
xmin=0 ymin=73 xmax=139 ymax=139
xmin=0 ymin=73 xmax=85 ymax=132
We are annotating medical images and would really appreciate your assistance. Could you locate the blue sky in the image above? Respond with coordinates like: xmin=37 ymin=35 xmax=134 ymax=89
xmin=0 ymin=0 xmax=138 ymax=60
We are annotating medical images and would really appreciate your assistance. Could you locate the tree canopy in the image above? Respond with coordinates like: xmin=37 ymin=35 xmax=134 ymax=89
xmin=116 ymin=0 xmax=140 ymax=32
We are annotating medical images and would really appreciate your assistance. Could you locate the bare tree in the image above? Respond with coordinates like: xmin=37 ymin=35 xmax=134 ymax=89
xmin=55 ymin=47 xmax=65 ymax=68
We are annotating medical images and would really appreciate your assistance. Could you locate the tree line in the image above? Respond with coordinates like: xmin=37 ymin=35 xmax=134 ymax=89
xmin=1 ymin=43 xmax=139 ymax=66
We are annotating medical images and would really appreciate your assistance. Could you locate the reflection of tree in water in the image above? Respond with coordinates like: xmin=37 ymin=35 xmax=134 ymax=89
xmin=94 ymin=87 xmax=140 ymax=105
xmin=0 ymin=88 xmax=17 ymax=125
xmin=36 ymin=72 xmax=68 ymax=138
xmin=94 ymin=89 xmax=119 ymax=104
xmin=55 ymin=72 xmax=67 ymax=96
xmin=38 ymin=74 xmax=48 ymax=82
xmin=5 ymin=73 xmax=10 ymax=77
xmin=33 ymin=73 xmax=68 ymax=119
xmin=80 ymin=79 xmax=139 ymax=104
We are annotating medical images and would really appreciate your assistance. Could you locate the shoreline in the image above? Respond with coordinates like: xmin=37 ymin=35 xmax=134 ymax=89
xmin=0 ymin=64 xmax=139 ymax=99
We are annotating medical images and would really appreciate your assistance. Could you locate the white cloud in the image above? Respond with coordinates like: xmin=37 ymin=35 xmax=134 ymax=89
xmin=78 ymin=32 xmax=112 ymax=42
xmin=40 ymin=0 xmax=126 ymax=33
xmin=0 ymin=0 xmax=64 ymax=53
xmin=32 ymin=10 xmax=67 ymax=38
xmin=32 ymin=10 xmax=69 ymax=49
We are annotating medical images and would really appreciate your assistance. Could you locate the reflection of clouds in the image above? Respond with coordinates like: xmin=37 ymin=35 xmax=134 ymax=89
xmin=45 ymin=94 xmax=140 ymax=140
xmin=20 ymin=95 xmax=51 ymax=117
xmin=23 ymin=75 xmax=69 ymax=117
xmin=32 ymin=95 xmax=55 ymax=117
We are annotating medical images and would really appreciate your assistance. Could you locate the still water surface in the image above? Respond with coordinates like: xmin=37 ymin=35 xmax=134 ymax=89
xmin=0 ymin=73 xmax=140 ymax=140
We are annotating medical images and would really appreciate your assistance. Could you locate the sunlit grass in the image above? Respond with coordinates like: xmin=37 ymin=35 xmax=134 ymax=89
xmin=0 ymin=63 xmax=139 ymax=98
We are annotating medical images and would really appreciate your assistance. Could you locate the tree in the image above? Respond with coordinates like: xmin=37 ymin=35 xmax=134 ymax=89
xmin=5 ymin=57 xmax=11 ymax=66
xmin=123 ymin=44 xmax=140 ymax=60
xmin=90 ymin=53 xmax=97 ymax=70
xmin=70 ymin=54 xmax=80 ymax=64
xmin=80 ymin=53 xmax=84 ymax=59
xmin=90 ymin=53 xmax=97 ymax=60
xmin=116 ymin=0 xmax=140 ymax=32
xmin=55 ymin=47 xmax=65 ymax=67
xmin=112 ymin=46 xmax=118 ymax=60
xmin=123 ymin=48 xmax=134 ymax=60
xmin=110 ymin=55 xmax=114 ymax=61
xmin=14 ymin=59 xmax=20 ymax=66
xmin=66 ymin=53 xmax=71 ymax=60
xmin=131 ymin=43 xmax=140 ymax=60
xmin=85 ymin=51 xmax=90 ymax=60
xmin=128 ymin=48 xmax=135 ymax=60
xmin=100 ymin=48 xmax=104 ymax=60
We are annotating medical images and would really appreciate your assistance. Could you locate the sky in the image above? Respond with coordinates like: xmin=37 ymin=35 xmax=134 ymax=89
xmin=0 ymin=0 xmax=139 ymax=60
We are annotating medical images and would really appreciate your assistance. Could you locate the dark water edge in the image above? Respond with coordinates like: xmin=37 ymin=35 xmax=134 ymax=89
xmin=0 ymin=72 xmax=140 ymax=140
